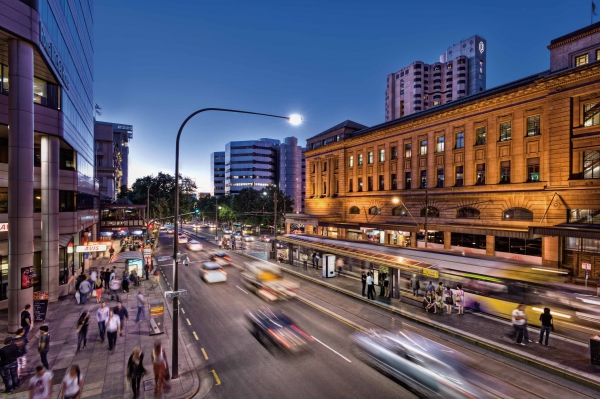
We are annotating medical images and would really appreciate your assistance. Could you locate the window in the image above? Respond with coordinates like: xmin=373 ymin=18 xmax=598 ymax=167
xmin=60 ymin=149 xmax=76 ymax=171
xmin=312 ymin=163 xmax=316 ymax=173
xmin=391 ymin=174 xmax=397 ymax=190
xmin=500 ymin=161 xmax=511 ymax=183
xmin=392 ymin=206 xmax=407 ymax=216
xmin=476 ymin=163 xmax=486 ymax=185
xmin=358 ymin=154 xmax=363 ymax=166
xmin=457 ymin=207 xmax=480 ymax=219
xmin=0 ymin=188 xmax=7 ymax=213
xmin=503 ymin=208 xmax=533 ymax=221
xmin=583 ymin=103 xmax=600 ymax=126
xmin=526 ymin=115 xmax=540 ymax=136
xmin=323 ymin=162 xmax=327 ymax=172
xmin=59 ymin=190 xmax=76 ymax=212
xmin=419 ymin=140 xmax=427 ymax=156
xmin=391 ymin=147 xmax=398 ymax=160
xmin=499 ymin=122 xmax=511 ymax=141
xmin=420 ymin=170 xmax=427 ymax=188
xmin=420 ymin=206 xmax=439 ymax=217
xmin=322 ymin=139 xmax=327 ymax=146
xmin=368 ymin=206 xmax=381 ymax=215
xmin=475 ymin=127 xmax=486 ymax=145
xmin=527 ymin=158 xmax=540 ymax=182
xmin=455 ymin=132 xmax=464 ymax=149
xmin=575 ymin=54 xmax=589 ymax=66
xmin=358 ymin=178 xmax=363 ymax=192
xmin=379 ymin=175 xmax=385 ymax=191
xmin=404 ymin=143 xmax=412 ymax=158
xmin=349 ymin=206 xmax=360 ymax=215
xmin=455 ymin=166 xmax=464 ymax=186
xmin=348 ymin=179 xmax=353 ymax=192
xmin=349 ymin=156 xmax=354 ymax=168
xmin=368 ymin=152 xmax=374 ymax=164
xmin=367 ymin=176 xmax=373 ymax=191
xmin=322 ymin=181 xmax=326 ymax=195
xmin=436 ymin=136 xmax=444 ymax=152
xmin=568 ymin=209 xmax=600 ymax=224
xmin=405 ymin=172 xmax=411 ymax=189
xmin=379 ymin=149 xmax=385 ymax=162
xmin=584 ymin=151 xmax=600 ymax=179
xmin=437 ymin=168 xmax=444 ymax=188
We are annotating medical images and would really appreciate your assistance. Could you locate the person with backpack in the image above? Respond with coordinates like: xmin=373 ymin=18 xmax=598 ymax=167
xmin=444 ymin=285 xmax=454 ymax=314
xmin=76 ymin=311 xmax=90 ymax=354
xmin=60 ymin=364 xmax=83 ymax=399
xmin=0 ymin=337 xmax=19 ymax=393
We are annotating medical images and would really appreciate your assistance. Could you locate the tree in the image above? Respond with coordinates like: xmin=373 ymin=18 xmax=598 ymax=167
xmin=118 ymin=185 xmax=132 ymax=199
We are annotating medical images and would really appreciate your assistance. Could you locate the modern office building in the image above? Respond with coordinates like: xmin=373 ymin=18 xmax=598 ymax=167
xmin=385 ymin=35 xmax=487 ymax=121
xmin=225 ymin=138 xmax=280 ymax=196
xmin=94 ymin=122 xmax=127 ymax=202
xmin=279 ymin=137 xmax=304 ymax=212
xmin=299 ymin=23 xmax=600 ymax=276
xmin=1 ymin=0 xmax=97 ymax=328
xmin=210 ymin=151 xmax=226 ymax=196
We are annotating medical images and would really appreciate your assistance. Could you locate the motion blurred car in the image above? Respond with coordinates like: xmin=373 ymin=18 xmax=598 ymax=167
xmin=166 ymin=227 xmax=174 ymax=234
xmin=351 ymin=330 xmax=489 ymax=399
xmin=212 ymin=252 xmax=232 ymax=266
xmin=245 ymin=308 xmax=313 ymax=353
xmin=159 ymin=225 xmax=167 ymax=231
xmin=200 ymin=261 xmax=227 ymax=283
xmin=222 ymin=228 xmax=232 ymax=234
xmin=186 ymin=240 xmax=203 ymax=251
xmin=177 ymin=234 xmax=187 ymax=244
xmin=275 ymin=242 xmax=288 ymax=249
xmin=241 ymin=234 xmax=255 ymax=242
xmin=259 ymin=235 xmax=272 ymax=243
xmin=231 ymin=231 xmax=242 ymax=238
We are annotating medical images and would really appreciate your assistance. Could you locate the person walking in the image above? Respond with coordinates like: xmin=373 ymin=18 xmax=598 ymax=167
xmin=13 ymin=328 xmax=27 ymax=382
xmin=37 ymin=326 xmax=50 ymax=370
xmin=151 ymin=341 xmax=169 ymax=398
xmin=21 ymin=304 xmax=32 ymax=339
xmin=78 ymin=278 xmax=91 ymax=305
xmin=384 ymin=274 xmax=390 ymax=297
xmin=0 ymin=337 xmax=19 ymax=393
xmin=311 ymin=252 xmax=317 ymax=268
xmin=455 ymin=284 xmax=465 ymax=315
xmin=144 ymin=263 xmax=150 ymax=280
xmin=314 ymin=253 xmax=320 ymax=269
xmin=153 ymin=268 xmax=160 ymax=288
xmin=410 ymin=274 xmax=420 ymax=297
xmin=367 ymin=272 xmax=375 ymax=300
xmin=108 ymin=246 xmax=115 ymax=260
xmin=538 ymin=307 xmax=553 ymax=347
xmin=109 ymin=277 xmax=121 ymax=302
xmin=94 ymin=276 xmax=103 ymax=303
xmin=114 ymin=301 xmax=129 ymax=337
xmin=512 ymin=304 xmax=528 ymax=345
xmin=127 ymin=348 xmax=146 ymax=399
xmin=361 ymin=271 xmax=367 ymax=296
xmin=135 ymin=290 xmax=146 ymax=323
xmin=96 ymin=302 xmax=109 ymax=343
xmin=103 ymin=267 xmax=111 ymax=289
xmin=60 ymin=365 xmax=83 ymax=399
xmin=76 ymin=311 xmax=90 ymax=354
xmin=105 ymin=310 xmax=120 ymax=351
xmin=302 ymin=253 xmax=308 ymax=271
xmin=444 ymin=285 xmax=453 ymax=314
xmin=379 ymin=273 xmax=386 ymax=296
xmin=231 ymin=237 xmax=236 ymax=251
xmin=121 ymin=271 xmax=130 ymax=293
xmin=28 ymin=365 xmax=53 ymax=399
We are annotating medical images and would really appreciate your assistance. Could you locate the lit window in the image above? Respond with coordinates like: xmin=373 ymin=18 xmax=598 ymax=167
xmin=455 ymin=166 xmax=464 ymax=186
xmin=597 ymin=49 xmax=600 ymax=61
xmin=349 ymin=155 xmax=354 ymax=168
xmin=583 ymin=151 xmax=600 ymax=179
xmin=583 ymin=103 xmax=600 ymax=126
xmin=379 ymin=149 xmax=385 ymax=162
xmin=500 ymin=161 xmax=511 ymax=183
xmin=476 ymin=163 xmax=485 ymax=185
xmin=503 ymin=208 xmax=533 ymax=221
xmin=527 ymin=158 xmax=540 ymax=182
xmin=358 ymin=154 xmax=363 ymax=166
xmin=433 ymin=101 xmax=441 ymax=105
xmin=499 ymin=122 xmax=511 ymax=141
xmin=475 ymin=127 xmax=486 ymax=145
xmin=436 ymin=136 xmax=444 ymax=152
xmin=575 ymin=54 xmax=589 ymax=66
xmin=437 ymin=168 xmax=444 ymax=188
xmin=420 ymin=170 xmax=427 ymax=188
xmin=527 ymin=116 xmax=540 ymax=136
xmin=455 ymin=132 xmax=464 ymax=149
xmin=358 ymin=178 xmax=363 ymax=191
xmin=419 ymin=140 xmax=427 ymax=156
xmin=404 ymin=143 xmax=412 ymax=158
xmin=368 ymin=152 xmax=374 ymax=164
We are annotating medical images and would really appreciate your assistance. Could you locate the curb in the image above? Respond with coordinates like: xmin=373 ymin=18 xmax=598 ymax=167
xmin=236 ymin=251 xmax=600 ymax=393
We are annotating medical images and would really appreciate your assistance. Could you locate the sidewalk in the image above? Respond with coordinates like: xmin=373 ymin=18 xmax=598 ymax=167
xmin=0 ymin=253 xmax=201 ymax=399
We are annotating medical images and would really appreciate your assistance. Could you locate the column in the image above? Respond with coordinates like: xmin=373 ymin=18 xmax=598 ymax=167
xmin=392 ymin=268 xmax=400 ymax=299
xmin=410 ymin=232 xmax=417 ymax=248
xmin=542 ymin=236 xmax=559 ymax=267
xmin=444 ymin=231 xmax=452 ymax=249
xmin=41 ymin=136 xmax=60 ymax=301
xmin=8 ymin=40 xmax=34 ymax=331
xmin=486 ymin=235 xmax=495 ymax=257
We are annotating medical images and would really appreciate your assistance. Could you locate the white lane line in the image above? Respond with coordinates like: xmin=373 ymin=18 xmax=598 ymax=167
xmin=193 ymin=331 xmax=199 ymax=340
xmin=311 ymin=336 xmax=352 ymax=363
xmin=236 ymin=285 xmax=249 ymax=295
xmin=186 ymin=318 xmax=191 ymax=326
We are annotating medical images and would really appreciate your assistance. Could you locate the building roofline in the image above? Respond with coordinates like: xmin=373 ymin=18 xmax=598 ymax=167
xmin=308 ymin=120 xmax=368 ymax=141
xmin=549 ymin=21 xmax=600 ymax=48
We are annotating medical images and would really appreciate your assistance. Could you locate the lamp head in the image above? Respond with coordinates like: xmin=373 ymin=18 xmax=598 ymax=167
xmin=288 ymin=115 xmax=302 ymax=125
xmin=392 ymin=197 xmax=400 ymax=204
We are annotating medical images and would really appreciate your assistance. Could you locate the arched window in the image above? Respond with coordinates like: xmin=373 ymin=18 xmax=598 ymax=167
xmin=368 ymin=206 xmax=381 ymax=215
xmin=420 ymin=206 xmax=439 ymax=217
xmin=503 ymin=208 xmax=533 ymax=221
xmin=456 ymin=207 xmax=480 ymax=219
xmin=349 ymin=206 xmax=360 ymax=215
xmin=392 ymin=206 xmax=408 ymax=216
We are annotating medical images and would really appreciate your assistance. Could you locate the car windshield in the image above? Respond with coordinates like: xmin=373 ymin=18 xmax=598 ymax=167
xmin=204 ymin=264 xmax=221 ymax=271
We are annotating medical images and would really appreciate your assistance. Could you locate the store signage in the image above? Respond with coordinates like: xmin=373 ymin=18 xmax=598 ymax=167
xmin=0 ymin=223 xmax=7 ymax=231
xmin=39 ymin=22 xmax=70 ymax=89
xmin=33 ymin=292 xmax=49 ymax=322
xmin=117 ymin=125 xmax=133 ymax=130
xmin=75 ymin=244 xmax=107 ymax=253
xmin=422 ymin=268 xmax=439 ymax=278
xmin=582 ymin=262 xmax=592 ymax=270
xmin=112 ymin=227 xmax=128 ymax=231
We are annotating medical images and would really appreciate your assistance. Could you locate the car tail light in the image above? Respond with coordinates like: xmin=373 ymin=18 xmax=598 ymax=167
xmin=268 ymin=329 xmax=290 ymax=348
xmin=291 ymin=324 xmax=313 ymax=341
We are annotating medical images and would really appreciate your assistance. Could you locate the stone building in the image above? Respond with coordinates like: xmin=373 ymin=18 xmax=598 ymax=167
xmin=303 ymin=23 xmax=600 ymax=276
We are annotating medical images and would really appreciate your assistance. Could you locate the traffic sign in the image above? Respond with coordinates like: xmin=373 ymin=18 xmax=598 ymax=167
xmin=582 ymin=262 xmax=592 ymax=270
xmin=165 ymin=290 xmax=187 ymax=298
xmin=157 ymin=255 xmax=171 ymax=262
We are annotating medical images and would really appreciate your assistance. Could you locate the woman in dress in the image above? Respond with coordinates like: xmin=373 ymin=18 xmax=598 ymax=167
xmin=455 ymin=284 xmax=465 ymax=315
xmin=127 ymin=348 xmax=146 ymax=399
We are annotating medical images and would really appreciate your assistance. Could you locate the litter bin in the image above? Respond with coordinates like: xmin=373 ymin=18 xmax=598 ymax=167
xmin=590 ymin=335 xmax=600 ymax=365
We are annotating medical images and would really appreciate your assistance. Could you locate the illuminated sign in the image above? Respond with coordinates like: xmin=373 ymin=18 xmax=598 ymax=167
xmin=39 ymin=22 xmax=70 ymax=89
xmin=422 ymin=268 xmax=439 ymax=278
xmin=479 ymin=41 xmax=485 ymax=54
xmin=0 ymin=223 xmax=7 ymax=231
xmin=75 ymin=244 xmax=107 ymax=253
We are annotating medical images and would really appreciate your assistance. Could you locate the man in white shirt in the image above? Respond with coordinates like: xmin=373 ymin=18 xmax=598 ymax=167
xmin=96 ymin=302 xmax=110 ymax=343
xmin=105 ymin=310 xmax=120 ymax=351
xmin=367 ymin=273 xmax=374 ymax=300
xmin=28 ymin=365 xmax=53 ymax=399
xmin=511 ymin=304 xmax=527 ymax=345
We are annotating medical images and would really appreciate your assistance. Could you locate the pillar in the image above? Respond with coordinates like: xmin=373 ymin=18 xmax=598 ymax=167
xmin=542 ymin=236 xmax=559 ymax=267
xmin=8 ymin=40 xmax=34 ymax=331
xmin=392 ymin=268 xmax=400 ymax=299
xmin=486 ymin=235 xmax=495 ymax=256
xmin=410 ymin=232 xmax=417 ymax=248
xmin=41 ymin=136 xmax=60 ymax=301
xmin=444 ymin=231 xmax=451 ymax=249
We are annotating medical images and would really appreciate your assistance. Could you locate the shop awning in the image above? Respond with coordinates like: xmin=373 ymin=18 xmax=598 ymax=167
xmin=319 ymin=222 xmax=360 ymax=230
xmin=427 ymin=224 xmax=529 ymax=239
xmin=59 ymin=235 xmax=74 ymax=248
xmin=359 ymin=222 xmax=420 ymax=233
xmin=110 ymin=251 xmax=144 ymax=263
xmin=529 ymin=225 xmax=600 ymax=240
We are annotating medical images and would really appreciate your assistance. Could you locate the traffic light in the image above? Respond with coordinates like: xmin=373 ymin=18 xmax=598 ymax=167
xmin=195 ymin=209 xmax=199 ymax=214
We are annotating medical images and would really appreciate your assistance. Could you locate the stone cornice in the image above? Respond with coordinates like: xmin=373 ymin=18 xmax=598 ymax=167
xmin=548 ymin=26 xmax=600 ymax=49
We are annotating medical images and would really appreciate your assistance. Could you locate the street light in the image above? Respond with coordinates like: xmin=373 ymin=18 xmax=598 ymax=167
xmin=171 ymin=108 xmax=301 ymax=378
xmin=215 ymin=199 xmax=222 ymax=242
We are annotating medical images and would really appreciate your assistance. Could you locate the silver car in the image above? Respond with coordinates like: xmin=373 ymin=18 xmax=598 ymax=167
xmin=241 ymin=234 xmax=255 ymax=242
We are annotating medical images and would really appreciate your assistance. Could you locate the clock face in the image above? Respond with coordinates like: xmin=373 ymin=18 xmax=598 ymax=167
xmin=479 ymin=41 xmax=485 ymax=54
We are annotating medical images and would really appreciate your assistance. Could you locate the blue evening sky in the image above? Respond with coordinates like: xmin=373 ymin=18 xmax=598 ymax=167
xmin=95 ymin=0 xmax=591 ymax=192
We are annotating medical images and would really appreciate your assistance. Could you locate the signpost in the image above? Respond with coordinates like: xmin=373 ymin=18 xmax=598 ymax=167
xmin=33 ymin=292 xmax=49 ymax=322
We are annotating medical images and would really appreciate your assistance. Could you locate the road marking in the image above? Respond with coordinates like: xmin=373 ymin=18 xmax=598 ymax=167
xmin=186 ymin=318 xmax=191 ymax=326
xmin=236 ymin=285 xmax=249 ymax=294
xmin=210 ymin=369 xmax=221 ymax=385
xmin=181 ymin=308 xmax=185 ymax=314
xmin=193 ymin=331 xmax=199 ymax=340
xmin=295 ymin=295 xmax=366 ymax=332
xmin=311 ymin=336 xmax=352 ymax=363
xmin=201 ymin=347 xmax=209 ymax=360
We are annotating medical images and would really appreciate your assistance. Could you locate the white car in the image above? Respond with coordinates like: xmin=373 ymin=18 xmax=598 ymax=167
xmin=186 ymin=240 xmax=203 ymax=251
xmin=241 ymin=234 xmax=254 ymax=242
xmin=177 ymin=234 xmax=188 ymax=244
xmin=201 ymin=262 xmax=227 ymax=283
xmin=222 ymin=228 xmax=232 ymax=234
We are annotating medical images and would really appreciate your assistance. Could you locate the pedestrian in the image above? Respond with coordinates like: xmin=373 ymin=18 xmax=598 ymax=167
xmin=99 ymin=268 xmax=105 ymax=288
xmin=114 ymin=301 xmax=129 ymax=337
xmin=151 ymin=341 xmax=169 ymax=398
xmin=110 ymin=267 xmax=116 ymax=283
xmin=302 ymin=253 xmax=308 ymax=271
xmin=379 ymin=273 xmax=386 ymax=296
xmin=105 ymin=310 xmax=120 ymax=351
xmin=76 ymin=311 xmax=90 ymax=354
xmin=12 ymin=328 xmax=27 ymax=382
xmin=367 ymin=272 xmax=375 ymax=300
xmin=153 ymin=268 xmax=160 ymax=288
xmin=90 ymin=270 xmax=97 ymax=282
xmin=94 ymin=276 xmax=102 ymax=303
xmin=455 ymin=284 xmax=465 ymax=315
xmin=410 ymin=274 xmax=420 ymax=297
xmin=127 ymin=348 xmax=146 ymax=399
xmin=311 ymin=252 xmax=317 ymax=268
xmin=21 ymin=304 xmax=32 ymax=338
xmin=384 ymin=274 xmax=390 ymax=297
xmin=361 ymin=271 xmax=367 ymax=296
xmin=423 ymin=292 xmax=437 ymax=313
xmin=28 ymin=365 xmax=53 ymax=399
xmin=426 ymin=281 xmax=435 ymax=295
xmin=144 ymin=264 xmax=150 ymax=280
xmin=336 ymin=257 xmax=344 ymax=275
xmin=109 ymin=277 xmax=121 ymax=302
xmin=231 ymin=237 xmax=236 ymax=250
xmin=435 ymin=282 xmax=444 ymax=310
xmin=512 ymin=304 xmax=527 ymax=345
xmin=129 ymin=269 xmax=138 ymax=287
xmin=121 ymin=271 xmax=130 ymax=293
xmin=60 ymin=365 xmax=83 ymax=399
xmin=444 ymin=285 xmax=453 ymax=314
xmin=37 ymin=325 xmax=50 ymax=370
xmin=0 ymin=337 xmax=19 ymax=393
xmin=96 ymin=302 xmax=109 ymax=343
xmin=538 ymin=307 xmax=553 ymax=347
xmin=104 ymin=267 xmax=111 ymax=289
xmin=135 ymin=290 xmax=146 ymax=323
xmin=78 ymin=278 xmax=91 ymax=305
xmin=108 ymin=246 xmax=115 ymax=260
xmin=314 ymin=253 xmax=320 ymax=269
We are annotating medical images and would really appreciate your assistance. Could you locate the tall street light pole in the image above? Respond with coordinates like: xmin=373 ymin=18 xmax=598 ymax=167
xmin=171 ymin=108 xmax=301 ymax=379
xmin=215 ymin=198 xmax=220 ymax=242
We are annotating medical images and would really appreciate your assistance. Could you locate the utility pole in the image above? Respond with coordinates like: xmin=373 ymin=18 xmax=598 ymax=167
xmin=272 ymin=189 xmax=278 ymax=258
xmin=215 ymin=197 xmax=219 ymax=242
xmin=424 ymin=188 xmax=429 ymax=246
